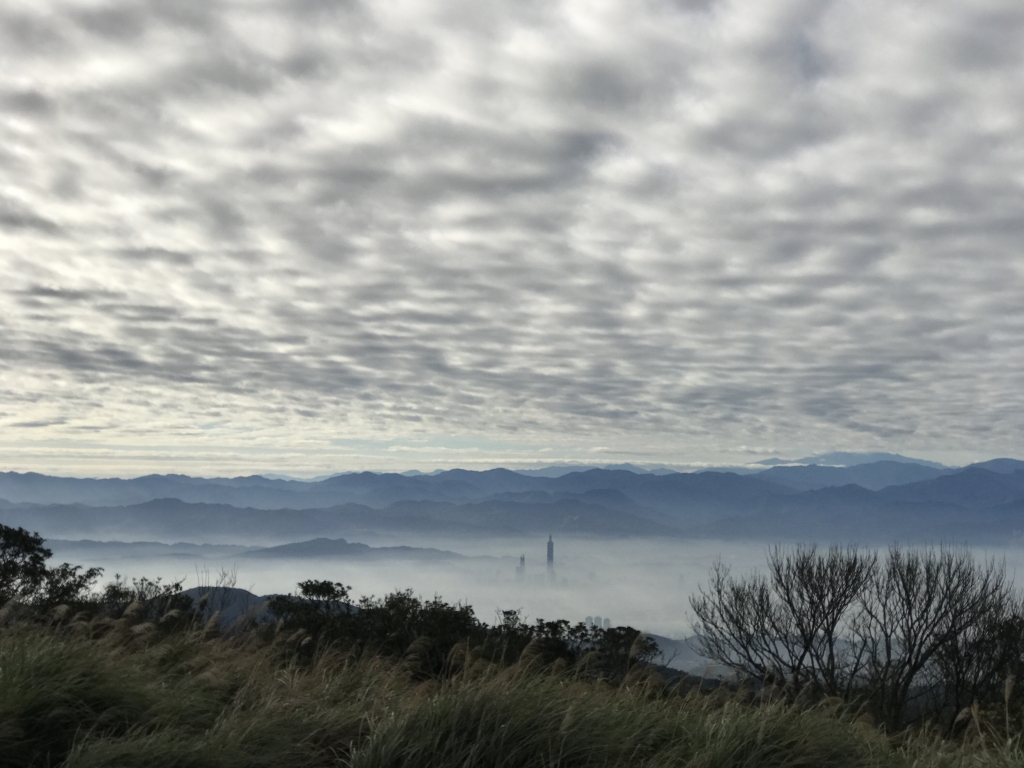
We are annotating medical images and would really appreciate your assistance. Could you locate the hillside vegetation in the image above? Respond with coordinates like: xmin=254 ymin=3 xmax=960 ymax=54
xmin=5 ymin=617 xmax=1024 ymax=768
xmin=5 ymin=524 xmax=1024 ymax=766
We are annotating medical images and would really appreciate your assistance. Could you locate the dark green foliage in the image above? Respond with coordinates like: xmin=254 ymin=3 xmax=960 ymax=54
xmin=0 ymin=630 xmax=159 ymax=768
xmin=505 ymin=615 xmax=658 ymax=677
xmin=9 ymin=536 xmax=1024 ymax=766
xmin=0 ymin=525 xmax=191 ymax=643
xmin=0 ymin=524 xmax=102 ymax=610
xmin=269 ymin=584 xmax=655 ymax=680
xmin=96 ymin=574 xmax=193 ymax=622
xmin=0 ymin=526 xmax=50 ymax=605
xmin=2 ymin=620 xmax=1023 ymax=768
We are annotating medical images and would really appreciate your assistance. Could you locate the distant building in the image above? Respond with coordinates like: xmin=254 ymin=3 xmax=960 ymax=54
xmin=547 ymin=535 xmax=555 ymax=583
xmin=594 ymin=615 xmax=602 ymax=628
xmin=585 ymin=615 xmax=593 ymax=626
xmin=603 ymin=618 xmax=611 ymax=630
xmin=516 ymin=554 xmax=525 ymax=582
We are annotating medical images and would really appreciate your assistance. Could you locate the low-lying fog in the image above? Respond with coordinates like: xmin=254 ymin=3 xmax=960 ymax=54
xmin=48 ymin=536 xmax=1024 ymax=641
xmin=50 ymin=536 xmax=765 ymax=638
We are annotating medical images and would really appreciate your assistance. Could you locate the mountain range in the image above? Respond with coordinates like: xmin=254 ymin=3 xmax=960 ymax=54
xmin=2 ymin=457 xmax=1023 ymax=544
xmin=47 ymin=537 xmax=468 ymax=562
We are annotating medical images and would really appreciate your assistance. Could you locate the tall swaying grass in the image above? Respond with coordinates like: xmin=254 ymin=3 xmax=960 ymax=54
xmin=3 ymin=616 xmax=1024 ymax=768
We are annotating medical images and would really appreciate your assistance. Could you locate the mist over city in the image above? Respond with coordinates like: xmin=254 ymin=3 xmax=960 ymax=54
xmin=5 ymin=454 xmax=1024 ymax=650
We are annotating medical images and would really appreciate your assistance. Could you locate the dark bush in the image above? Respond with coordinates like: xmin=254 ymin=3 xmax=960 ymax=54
xmin=0 ymin=524 xmax=102 ymax=612
xmin=269 ymin=583 xmax=656 ymax=680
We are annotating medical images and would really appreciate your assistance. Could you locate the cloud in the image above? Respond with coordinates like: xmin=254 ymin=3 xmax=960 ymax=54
xmin=2 ymin=0 xmax=1024 ymax=474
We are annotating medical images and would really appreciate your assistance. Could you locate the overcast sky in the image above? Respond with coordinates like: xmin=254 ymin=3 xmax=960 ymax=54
xmin=2 ymin=0 xmax=1023 ymax=476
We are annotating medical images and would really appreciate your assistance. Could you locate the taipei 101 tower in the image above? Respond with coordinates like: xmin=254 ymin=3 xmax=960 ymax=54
xmin=547 ymin=535 xmax=555 ymax=582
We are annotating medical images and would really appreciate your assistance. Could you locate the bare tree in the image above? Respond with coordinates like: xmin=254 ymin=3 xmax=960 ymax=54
xmin=691 ymin=545 xmax=874 ymax=695
xmin=858 ymin=547 xmax=1014 ymax=730
xmin=932 ymin=588 xmax=1024 ymax=734
xmin=690 ymin=560 xmax=790 ymax=684
xmin=691 ymin=544 xmax=1023 ymax=732
xmin=768 ymin=545 xmax=875 ymax=699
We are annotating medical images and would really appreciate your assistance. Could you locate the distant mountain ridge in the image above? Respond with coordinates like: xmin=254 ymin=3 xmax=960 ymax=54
xmin=3 ymin=459 xmax=1024 ymax=545
xmin=0 ymin=489 xmax=685 ymax=543
xmin=758 ymin=461 xmax=953 ymax=491
xmin=0 ymin=467 xmax=791 ymax=513
xmin=756 ymin=452 xmax=948 ymax=468
xmin=241 ymin=538 xmax=467 ymax=560
xmin=48 ymin=537 xmax=471 ymax=565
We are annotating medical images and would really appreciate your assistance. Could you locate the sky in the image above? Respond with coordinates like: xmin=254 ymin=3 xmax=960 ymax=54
xmin=2 ymin=0 xmax=1024 ymax=477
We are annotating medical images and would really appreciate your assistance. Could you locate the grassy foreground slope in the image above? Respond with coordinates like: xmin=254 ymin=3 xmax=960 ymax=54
xmin=2 ymin=619 xmax=1023 ymax=768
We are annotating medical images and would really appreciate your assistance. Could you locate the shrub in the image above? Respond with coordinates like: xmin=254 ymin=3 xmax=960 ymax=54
xmin=270 ymin=583 xmax=655 ymax=680
xmin=0 ymin=622 xmax=930 ymax=768
xmin=0 ymin=524 xmax=102 ymax=611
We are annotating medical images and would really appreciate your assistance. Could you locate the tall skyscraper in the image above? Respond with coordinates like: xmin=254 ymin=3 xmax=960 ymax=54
xmin=546 ymin=535 xmax=555 ymax=582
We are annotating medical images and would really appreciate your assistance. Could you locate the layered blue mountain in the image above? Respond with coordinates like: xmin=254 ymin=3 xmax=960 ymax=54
xmin=3 ymin=460 xmax=1024 ymax=544
xmin=0 ymin=468 xmax=792 ymax=518
xmin=759 ymin=461 xmax=951 ymax=491
xmin=698 ymin=467 xmax=1024 ymax=543
xmin=758 ymin=452 xmax=947 ymax=468
xmin=878 ymin=465 xmax=1024 ymax=508
xmin=0 ymin=494 xmax=680 ymax=542
xmin=240 ymin=538 xmax=465 ymax=560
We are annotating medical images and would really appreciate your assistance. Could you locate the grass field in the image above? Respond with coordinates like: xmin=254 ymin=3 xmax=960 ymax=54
xmin=2 ymin=614 xmax=1024 ymax=768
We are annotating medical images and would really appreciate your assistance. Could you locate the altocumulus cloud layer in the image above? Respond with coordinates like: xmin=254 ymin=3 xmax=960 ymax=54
xmin=2 ymin=0 xmax=1024 ymax=475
